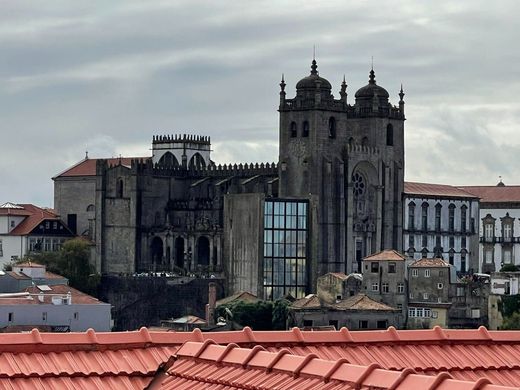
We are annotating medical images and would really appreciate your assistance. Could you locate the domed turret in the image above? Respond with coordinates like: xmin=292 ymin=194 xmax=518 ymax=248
xmin=295 ymin=59 xmax=332 ymax=92
xmin=355 ymin=69 xmax=389 ymax=109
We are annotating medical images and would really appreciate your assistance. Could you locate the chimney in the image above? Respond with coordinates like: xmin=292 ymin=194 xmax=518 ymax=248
xmin=206 ymin=282 xmax=217 ymax=326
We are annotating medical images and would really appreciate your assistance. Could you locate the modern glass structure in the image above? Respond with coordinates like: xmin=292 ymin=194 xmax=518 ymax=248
xmin=263 ymin=199 xmax=308 ymax=300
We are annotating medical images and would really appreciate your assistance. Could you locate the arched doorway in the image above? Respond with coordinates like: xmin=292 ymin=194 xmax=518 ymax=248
xmin=175 ymin=237 xmax=184 ymax=269
xmin=197 ymin=236 xmax=210 ymax=266
xmin=150 ymin=237 xmax=163 ymax=269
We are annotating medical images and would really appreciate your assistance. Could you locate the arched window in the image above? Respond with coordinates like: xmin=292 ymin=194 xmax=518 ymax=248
xmin=408 ymin=202 xmax=416 ymax=230
xmin=348 ymin=137 xmax=354 ymax=146
xmin=421 ymin=202 xmax=429 ymax=231
xmin=197 ymin=236 xmax=210 ymax=266
xmin=435 ymin=203 xmax=442 ymax=231
xmin=117 ymin=179 xmax=124 ymax=198
xmin=352 ymin=172 xmax=366 ymax=197
xmin=448 ymin=204 xmax=455 ymax=232
xmin=361 ymin=137 xmax=368 ymax=146
xmin=159 ymin=152 xmax=179 ymax=166
xmin=386 ymin=124 xmax=394 ymax=146
xmin=189 ymin=153 xmax=206 ymax=169
xmin=86 ymin=204 xmax=95 ymax=212
xmin=290 ymin=122 xmax=297 ymax=138
xmin=328 ymin=117 xmax=336 ymax=139
xmin=302 ymin=121 xmax=309 ymax=137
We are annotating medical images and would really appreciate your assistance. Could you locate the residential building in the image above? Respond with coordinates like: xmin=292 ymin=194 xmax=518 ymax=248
xmin=0 ymin=284 xmax=111 ymax=331
xmin=459 ymin=182 xmax=520 ymax=273
xmin=362 ymin=249 xmax=407 ymax=312
xmin=407 ymin=258 xmax=454 ymax=328
xmin=0 ymin=328 xmax=520 ymax=388
xmin=403 ymin=183 xmax=479 ymax=273
xmin=0 ymin=202 xmax=75 ymax=269
xmin=316 ymin=272 xmax=362 ymax=303
xmin=0 ymin=262 xmax=68 ymax=293
xmin=289 ymin=293 xmax=402 ymax=330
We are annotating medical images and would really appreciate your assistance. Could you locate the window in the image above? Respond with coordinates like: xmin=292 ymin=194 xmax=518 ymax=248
xmin=409 ymin=292 xmax=414 ymax=299
xmin=412 ymin=269 xmax=418 ymax=277
xmin=328 ymin=117 xmax=336 ymax=138
xmin=448 ymin=204 xmax=455 ymax=232
xmin=424 ymin=308 xmax=432 ymax=318
xmin=382 ymin=283 xmax=389 ymax=293
xmin=372 ymin=282 xmax=379 ymax=292
xmin=397 ymin=283 xmax=405 ymax=294
xmin=42 ymin=312 xmax=47 ymax=321
xmin=416 ymin=308 xmax=424 ymax=317
xmin=303 ymin=320 xmax=313 ymax=327
xmin=359 ymin=320 xmax=368 ymax=329
xmin=8 ymin=313 xmax=13 ymax=322
xmin=386 ymin=124 xmax=393 ymax=146
xmin=438 ymin=283 xmax=443 ymax=289
xmin=290 ymin=122 xmax=297 ymax=138
xmin=457 ymin=287 xmax=465 ymax=297
xmin=74 ymin=312 xmax=79 ymax=320
xmin=0 ymin=239 xmax=2 ymax=257
xmin=117 ymin=179 xmax=124 ymax=198
xmin=484 ymin=221 xmax=494 ymax=241
xmin=435 ymin=204 xmax=442 ymax=231
xmin=423 ymin=293 xmax=429 ymax=300
xmin=461 ymin=251 xmax=467 ymax=273
xmin=409 ymin=235 xmax=414 ymax=248
xmin=461 ymin=236 xmax=466 ymax=248
xmin=377 ymin=320 xmax=388 ymax=329
xmin=329 ymin=320 xmax=338 ymax=329
xmin=10 ymin=220 xmax=15 ymax=228
xmin=408 ymin=202 xmax=415 ymax=230
xmin=425 ymin=269 xmax=431 ymax=277
xmin=461 ymin=205 xmax=467 ymax=233
xmin=388 ymin=262 xmax=396 ymax=273
xmin=422 ymin=235 xmax=427 ymax=247
xmin=484 ymin=248 xmax=493 ymax=264
xmin=449 ymin=249 xmax=455 ymax=265
xmin=432 ymin=311 xmax=438 ymax=318
xmin=371 ymin=262 xmax=379 ymax=273
xmin=504 ymin=222 xmax=513 ymax=241
xmin=408 ymin=308 xmax=416 ymax=317
xmin=503 ymin=249 xmax=512 ymax=264
xmin=302 ymin=121 xmax=309 ymax=137
xmin=421 ymin=202 xmax=429 ymax=231
xmin=352 ymin=172 xmax=366 ymax=197
xmin=86 ymin=204 xmax=95 ymax=212
xmin=449 ymin=236 xmax=455 ymax=248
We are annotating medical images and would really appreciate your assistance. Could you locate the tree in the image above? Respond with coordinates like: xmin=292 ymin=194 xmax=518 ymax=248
xmin=502 ymin=312 xmax=520 ymax=330
xmin=216 ymin=301 xmax=273 ymax=330
xmin=272 ymin=298 xmax=290 ymax=330
xmin=500 ymin=264 xmax=519 ymax=272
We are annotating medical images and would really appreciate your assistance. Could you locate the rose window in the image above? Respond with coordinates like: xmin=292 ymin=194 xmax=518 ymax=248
xmin=352 ymin=172 xmax=366 ymax=196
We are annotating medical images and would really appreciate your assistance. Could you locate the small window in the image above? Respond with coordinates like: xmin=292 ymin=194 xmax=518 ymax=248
xmin=457 ymin=287 xmax=465 ymax=297
xmin=397 ymin=283 xmax=405 ymax=294
xmin=423 ymin=293 xmax=429 ymax=300
xmin=303 ymin=319 xmax=313 ymax=327
xmin=408 ymin=308 xmax=416 ymax=317
xmin=409 ymin=292 xmax=413 ymax=299
xmin=425 ymin=269 xmax=431 ymax=277
xmin=371 ymin=262 xmax=379 ymax=273
xmin=412 ymin=269 xmax=418 ymax=277
xmin=302 ymin=121 xmax=309 ymax=137
xmin=377 ymin=320 xmax=387 ymax=329
xmin=388 ymin=262 xmax=396 ymax=273
xmin=438 ymin=283 xmax=443 ymax=289
xmin=8 ymin=312 xmax=13 ymax=322
xmin=10 ymin=220 xmax=15 ymax=228
xmin=74 ymin=312 xmax=79 ymax=320
xmin=336 ymin=295 xmax=342 ymax=301
xmin=87 ymin=204 xmax=95 ymax=212
xmin=329 ymin=320 xmax=338 ymax=329
xmin=117 ymin=179 xmax=124 ymax=198
xmin=290 ymin=122 xmax=297 ymax=138
xmin=382 ymin=283 xmax=389 ymax=293
xmin=328 ymin=117 xmax=336 ymax=139
xmin=42 ymin=312 xmax=47 ymax=321
xmin=386 ymin=124 xmax=394 ymax=146
xmin=372 ymin=282 xmax=379 ymax=292
xmin=424 ymin=308 xmax=432 ymax=318
xmin=416 ymin=308 xmax=424 ymax=317
xmin=432 ymin=311 xmax=438 ymax=319
xmin=359 ymin=320 xmax=368 ymax=329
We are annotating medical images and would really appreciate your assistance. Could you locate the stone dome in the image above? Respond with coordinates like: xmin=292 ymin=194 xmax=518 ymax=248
xmin=355 ymin=69 xmax=389 ymax=99
xmin=296 ymin=60 xmax=332 ymax=91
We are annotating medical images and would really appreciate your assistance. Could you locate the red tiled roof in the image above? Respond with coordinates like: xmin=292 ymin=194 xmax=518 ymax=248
xmin=410 ymin=258 xmax=451 ymax=267
xmin=458 ymin=185 xmax=520 ymax=203
xmin=1 ymin=327 xmax=520 ymax=388
xmin=364 ymin=249 xmax=406 ymax=261
xmin=15 ymin=262 xmax=45 ymax=268
xmin=332 ymin=294 xmax=399 ymax=311
xmin=405 ymin=182 xmax=478 ymax=198
xmin=24 ymin=284 xmax=107 ymax=305
xmin=54 ymin=157 xmax=149 ymax=178
xmin=44 ymin=271 xmax=68 ymax=280
xmin=8 ymin=204 xmax=61 ymax=236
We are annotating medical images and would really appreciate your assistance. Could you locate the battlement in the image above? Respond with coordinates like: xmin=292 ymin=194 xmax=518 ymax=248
xmin=152 ymin=134 xmax=211 ymax=145
xmin=130 ymin=159 xmax=278 ymax=178
xmin=346 ymin=143 xmax=380 ymax=155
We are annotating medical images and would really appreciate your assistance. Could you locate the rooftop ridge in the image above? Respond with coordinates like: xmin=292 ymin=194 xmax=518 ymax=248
xmin=157 ymin=341 xmax=518 ymax=390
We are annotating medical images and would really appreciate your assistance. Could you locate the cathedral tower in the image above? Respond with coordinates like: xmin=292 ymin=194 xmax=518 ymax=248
xmin=278 ymin=60 xmax=405 ymax=276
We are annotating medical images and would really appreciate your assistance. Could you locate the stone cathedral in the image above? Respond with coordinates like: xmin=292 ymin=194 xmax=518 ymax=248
xmin=53 ymin=59 xmax=406 ymax=300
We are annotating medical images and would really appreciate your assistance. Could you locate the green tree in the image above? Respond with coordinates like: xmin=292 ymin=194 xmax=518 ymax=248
xmin=502 ymin=312 xmax=520 ymax=329
xmin=500 ymin=264 xmax=519 ymax=272
xmin=272 ymin=298 xmax=290 ymax=330
xmin=217 ymin=301 xmax=273 ymax=330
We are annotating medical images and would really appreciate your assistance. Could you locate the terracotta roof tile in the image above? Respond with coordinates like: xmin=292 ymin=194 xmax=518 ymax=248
xmin=54 ymin=157 xmax=149 ymax=178
xmin=7 ymin=204 xmax=64 ymax=236
xmin=405 ymin=182 xmax=478 ymax=199
xmin=410 ymin=258 xmax=451 ymax=267
xmin=458 ymin=185 xmax=520 ymax=203
xmin=148 ymin=342 xmax=520 ymax=390
xmin=290 ymin=294 xmax=321 ymax=309
xmin=332 ymin=294 xmax=399 ymax=311
xmin=216 ymin=291 xmax=260 ymax=306
xmin=363 ymin=249 xmax=407 ymax=261
xmin=24 ymin=284 xmax=107 ymax=305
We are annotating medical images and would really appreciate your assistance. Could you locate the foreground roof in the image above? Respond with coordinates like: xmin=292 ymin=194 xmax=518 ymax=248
xmin=459 ymin=185 xmax=520 ymax=203
xmin=363 ymin=249 xmax=406 ymax=261
xmin=405 ymin=182 xmax=478 ymax=199
xmin=149 ymin=341 xmax=515 ymax=390
xmin=1 ymin=327 xmax=520 ymax=388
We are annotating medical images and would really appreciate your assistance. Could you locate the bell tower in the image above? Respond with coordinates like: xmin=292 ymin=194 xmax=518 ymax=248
xmin=278 ymin=60 xmax=405 ymax=277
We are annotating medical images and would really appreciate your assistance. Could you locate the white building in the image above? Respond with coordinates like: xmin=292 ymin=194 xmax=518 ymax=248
xmin=403 ymin=182 xmax=480 ymax=273
xmin=0 ymin=284 xmax=111 ymax=331
xmin=459 ymin=182 xmax=520 ymax=273
xmin=0 ymin=202 xmax=75 ymax=268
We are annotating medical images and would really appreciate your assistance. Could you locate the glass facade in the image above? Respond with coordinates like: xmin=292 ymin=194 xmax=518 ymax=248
xmin=263 ymin=199 xmax=308 ymax=300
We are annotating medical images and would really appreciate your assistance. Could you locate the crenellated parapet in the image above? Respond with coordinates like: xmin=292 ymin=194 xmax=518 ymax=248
xmin=152 ymin=134 xmax=211 ymax=145
xmin=346 ymin=143 xmax=380 ymax=156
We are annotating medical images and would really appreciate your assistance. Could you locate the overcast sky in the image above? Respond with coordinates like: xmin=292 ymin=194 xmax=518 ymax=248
xmin=1 ymin=1 xmax=519 ymax=206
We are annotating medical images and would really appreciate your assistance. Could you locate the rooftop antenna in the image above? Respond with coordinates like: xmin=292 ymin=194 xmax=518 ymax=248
xmin=313 ymin=45 xmax=316 ymax=60
xmin=371 ymin=56 xmax=374 ymax=70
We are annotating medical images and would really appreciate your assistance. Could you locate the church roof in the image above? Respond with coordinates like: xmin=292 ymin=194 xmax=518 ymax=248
xmin=354 ymin=69 xmax=390 ymax=99
xmin=53 ymin=157 xmax=149 ymax=178
xmin=405 ymin=181 xmax=478 ymax=199
xmin=295 ymin=59 xmax=332 ymax=91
